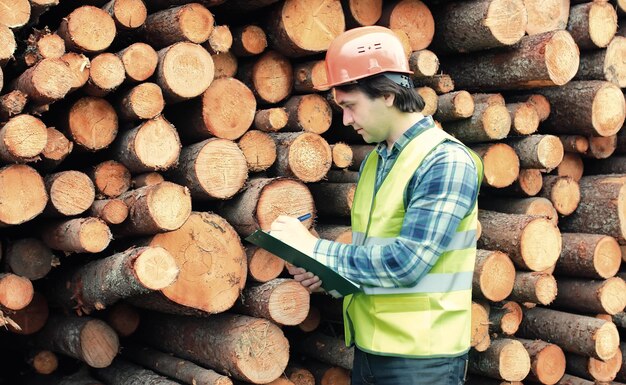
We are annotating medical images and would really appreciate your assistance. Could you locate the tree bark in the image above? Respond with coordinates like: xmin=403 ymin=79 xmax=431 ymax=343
xmin=473 ymin=249 xmax=516 ymax=302
xmin=434 ymin=91 xmax=474 ymax=122
xmin=443 ymin=103 xmax=511 ymax=143
xmin=167 ymin=138 xmax=248 ymax=200
xmin=293 ymin=332 xmax=354 ymax=370
xmin=516 ymin=338 xmax=566 ymax=385
xmin=508 ymin=271 xmax=557 ymax=305
xmin=468 ymin=338 xmax=531 ymax=382
xmin=270 ymin=132 xmax=332 ymax=183
xmin=238 ymin=130 xmax=277 ymax=172
xmin=538 ymin=175 xmax=581 ymax=216
xmin=0 ymin=90 xmax=27 ymax=121
xmin=156 ymin=42 xmax=214 ymax=103
xmin=136 ymin=312 xmax=289 ymax=383
xmin=308 ymin=183 xmax=355 ymax=218
xmin=555 ymin=233 xmax=622 ymax=279
xmin=0 ymin=114 xmax=47 ymax=163
xmin=413 ymin=74 xmax=454 ymax=94
xmin=316 ymin=224 xmax=352 ymax=244
xmin=431 ymin=0 xmax=527 ymax=53
xmin=478 ymin=210 xmax=562 ymax=271
xmin=559 ymin=135 xmax=589 ymax=154
xmin=552 ymin=276 xmax=626 ymax=315
xmin=117 ymin=82 xmax=164 ymax=121
xmin=471 ymin=143 xmax=519 ymax=188
xmin=567 ymin=1 xmax=617 ymax=50
xmin=0 ymin=164 xmax=47 ymax=226
xmin=143 ymin=3 xmax=214 ymax=48
xmin=517 ymin=307 xmax=619 ymax=361
xmin=238 ymin=50 xmax=293 ymax=105
xmin=575 ymin=36 xmax=626 ymax=88
xmin=95 ymin=359 xmax=180 ymax=384
xmin=231 ymin=25 xmax=267 ymax=57
xmin=4 ymin=238 xmax=54 ymax=281
xmin=441 ymin=30 xmax=579 ymax=91
xmin=35 ymin=314 xmax=119 ymax=368
xmin=505 ymin=135 xmax=563 ymax=170
xmin=116 ymin=42 xmax=159 ymax=83
xmin=479 ymin=197 xmax=557 ymax=225
xmin=254 ymin=108 xmax=288 ymax=132
xmin=57 ymin=6 xmax=116 ymax=53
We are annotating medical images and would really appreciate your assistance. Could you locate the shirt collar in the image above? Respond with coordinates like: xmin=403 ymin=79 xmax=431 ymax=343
xmin=375 ymin=115 xmax=435 ymax=157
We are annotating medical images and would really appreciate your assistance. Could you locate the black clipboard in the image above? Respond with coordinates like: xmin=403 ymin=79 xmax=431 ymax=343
xmin=245 ymin=230 xmax=361 ymax=298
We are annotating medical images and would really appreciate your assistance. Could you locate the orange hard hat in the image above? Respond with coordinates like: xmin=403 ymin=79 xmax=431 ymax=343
xmin=317 ymin=26 xmax=413 ymax=90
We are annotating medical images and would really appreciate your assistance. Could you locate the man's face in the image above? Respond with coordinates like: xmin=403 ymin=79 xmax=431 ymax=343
xmin=334 ymin=88 xmax=391 ymax=144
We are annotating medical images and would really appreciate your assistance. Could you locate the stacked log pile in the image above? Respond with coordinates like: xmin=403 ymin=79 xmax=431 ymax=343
xmin=1 ymin=0 xmax=626 ymax=384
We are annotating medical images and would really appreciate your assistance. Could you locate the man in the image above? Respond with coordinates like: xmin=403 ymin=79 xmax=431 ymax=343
xmin=270 ymin=26 xmax=483 ymax=385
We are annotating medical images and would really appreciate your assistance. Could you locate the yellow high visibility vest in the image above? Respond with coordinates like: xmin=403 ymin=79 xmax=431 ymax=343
xmin=346 ymin=126 xmax=483 ymax=358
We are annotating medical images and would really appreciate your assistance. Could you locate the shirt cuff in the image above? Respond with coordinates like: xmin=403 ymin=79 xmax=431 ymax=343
xmin=313 ymin=239 xmax=335 ymax=267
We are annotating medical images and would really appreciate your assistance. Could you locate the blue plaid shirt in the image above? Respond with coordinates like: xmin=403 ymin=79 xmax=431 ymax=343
xmin=313 ymin=116 xmax=479 ymax=288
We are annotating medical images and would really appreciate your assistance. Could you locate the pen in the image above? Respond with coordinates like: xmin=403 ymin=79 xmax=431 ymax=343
xmin=297 ymin=213 xmax=312 ymax=222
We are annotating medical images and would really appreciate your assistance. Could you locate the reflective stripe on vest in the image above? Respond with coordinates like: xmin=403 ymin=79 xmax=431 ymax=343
xmin=345 ymin=125 xmax=483 ymax=358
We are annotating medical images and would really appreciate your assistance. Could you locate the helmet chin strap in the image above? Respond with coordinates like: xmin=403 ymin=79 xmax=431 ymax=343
xmin=381 ymin=73 xmax=414 ymax=89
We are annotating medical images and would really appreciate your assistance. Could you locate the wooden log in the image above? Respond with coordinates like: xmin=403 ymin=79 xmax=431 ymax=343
xmin=567 ymin=1 xmax=617 ymax=50
xmin=523 ymin=0 xmax=569 ymax=35
xmin=282 ymin=94 xmax=332 ymax=134
xmin=379 ymin=0 xmax=434 ymax=51
xmin=538 ymin=175 xmax=581 ymax=216
xmin=316 ymin=224 xmax=352 ymax=244
xmin=11 ymin=58 xmax=73 ymax=104
xmin=330 ymin=143 xmax=353 ymax=169
xmin=566 ymin=349 xmax=622 ymax=383
xmin=132 ymin=172 xmax=164 ymax=188
xmin=583 ymin=134 xmax=617 ymax=159
xmin=0 ymin=273 xmax=33 ymax=311
xmin=8 ymin=292 xmax=48 ymax=335
xmin=167 ymin=138 xmax=247 ymax=200
xmin=479 ymin=197 xmax=558 ymax=226
xmin=204 ymin=25 xmax=233 ymax=54
xmin=559 ymin=175 xmax=626 ymax=243
xmin=246 ymin=245 xmax=284 ymax=283
xmin=60 ymin=52 xmax=90 ymax=92
xmin=293 ymin=332 xmax=354 ymax=370
xmin=285 ymin=365 xmax=315 ymax=385
xmin=57 ymin=6 xmax=116 ymax=53
xmin=416 ymin=86 xmax=438 ymax=116
xmin=617 ymin=342 xmax=626 ymax=382
xmin=65 ymin=97 xmax=118 ymax=151
xmin=83 ymin=52 xmax=125 ymax=97
xmin=325 ymin=169 xmax=359 ymax=184
xmin=116 ymin=82 xmax=164 ymax=122
xmin=559 ymin=135 xmax=589 ymax=154
xmin=17 ymin=28 xmax=65 ymax=69
xmin=471 ymin=143 xmax=520 ymax=188
xmin=105 ymin=302 xmax=140 ymax=337
xmin=473 ymin=249 xmax=516 ymax=302
xmin=298 ymin=305 xmax=321 ymax=333
xmin=434 ymin=90 xmax=474 ymax=122
xmin=219 ymin=177 xmax=315 ymax=236
xmin=517 ymin=307 xmax=619 ymax=361
xmin=0 ymin=90 xmax=27 ymax=121
xmin=443 ymin=103 xmax=511 ymax=143
xmin=233 ymin=278 xmax=310 ymax=325
xmin=466 ymin=376 xmax=522 ymax=385
xmin=409 ymin=49 xmax=439 ymax=78
xmin=431 ymin=0 xmax=527 ymax=54
xmin=505 ymin=135 xmax=563 ymax=171
xmin=293 ymin=60 xmax=327 ymax=94
xmin=4 ymin=238 xmax=54 ymax=281
xmin=29 ymin=350 xmax=58 ymax=375
xmin=413 ymin=73 xmax=454 ymax=94
xmin=486 ymin=168 xmax=543 ymax=197
xmin=0 ymin=164 xmax=47 ymax=226
xmin=478 ymin=210 xmax=562 ymax=271
xmin=113 ymin=115 xmax=181 ymax=173
xmin=488 ymin=301 xmax=523 ymax=336
xmin=212 ymin=51 xmax=238 ymax=79
xmin=254 ymin=108 xmax=288 ymax=132
xmin=556 ymin=153 xmax=584 ymax=182
xmin=116 ymin=182 xmax=191 ymax=236
xmin=472 ymin=301 xmax=491 ymax=351
xmin=95 ymin=358 xmax=180 ymax=384
xmin=146 ymin=212 xmax=246 ymax=314
xmin=585 ymin=155 xmax=626 ymax=175
xmin=42 ymin=217 xmax=111 ymax=253
xmin=121 ymin=343 xmax=233 ymax=385
xmin=270 ymin=132 xmax=332 ymax=183
xmin=537 ymin=80 xmax=625 ymax=137
xmin=180 ymin=77 xmax=256 ymax=141
xmin=0 ymin=0 xmax=30 ymax=28
xmin=516 ymin=338 xmax=566 ymax=385
xmin=0 ymin=114 xmax=47 ymax=163
xmin=266 ymin=0 xmax=345 ymax=57
xmin=575 ymin=36 xmax=626 ymax=88
xmin=304 ymin=362 xmax=350 ymax=385
xmin=0 ymin=24 xmax=16 ymax=66
xmin=555 ymin=233 xmax=622 ymax=279
xmin=238 ymin=50 xmax=293 ymax=104
xmin=552 ymin=277 xmax=626 ymax=315
xmin=308 ymin=183 xmax=355 ymax=218
xmin=39 ymin=127 xmax=73 ymax=171
xmin=231 ymin=24 xmax=267 ymax=57
xmin=348 ymin=144 xmax=375 ymax=171
xmin=44 ymin=171 xmax=95 ymax=217
xmin=508 ymin=271 xmax=557 ymax=305
xmin=507 ymin=102 xmax=540 ymax=135
xmin=469 ymin=338 xmax=531 ymax=381
xmin=556 ymin=374 xmax=594 ymax=385
xmin=441 ymin=30 xmax=579 ymax=91
xmin=238 ymin=130 xmax=277 ymax=172
xmin=156 ymin=42 xmax=214 ymax=103
xmin=36 ymin=315 xmax=118 ymax=368
xmin=50 ymin=246 xmax=178 ymax=314
xmin=103 ymin=0 xmax=147 ymax=30
xmin=116 ymin=42 xmax=159 ymax=83
xmin=143 ymin=0 xmax=227 ymax=11
xmin=342 ymin=0 xmax=382 ymax=27
xmin=143 ymin=3 xmax=214 ymax=48
xmin=136 ymin=312 xmax=289 ymax=383
xmin=89 ymin=160 xmax=131 ymax=199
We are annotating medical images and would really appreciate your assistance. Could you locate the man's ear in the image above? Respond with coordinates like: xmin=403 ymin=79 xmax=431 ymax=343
xmin=383 ymin=93 xmax=395 ymax=107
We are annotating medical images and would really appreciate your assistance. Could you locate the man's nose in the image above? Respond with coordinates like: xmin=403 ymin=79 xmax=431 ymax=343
xmin=343 ymin=109 xmax=354 ymax=126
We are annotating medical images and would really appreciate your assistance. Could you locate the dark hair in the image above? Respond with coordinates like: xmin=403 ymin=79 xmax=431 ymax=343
xmin=334 ymin=74 xmax=425 ymax=113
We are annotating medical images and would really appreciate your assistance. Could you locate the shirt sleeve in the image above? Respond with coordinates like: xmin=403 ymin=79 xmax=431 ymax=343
xmin=312 ymin=141 xmax=479 ymax=288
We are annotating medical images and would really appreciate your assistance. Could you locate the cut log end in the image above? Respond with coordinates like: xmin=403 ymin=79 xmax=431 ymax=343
xmin=481 ymin=143 xmax=520 ymax=188
xmin=500 ymin=302 xmax=523 ymax=335
xmin=0 ymin=273 xmax=34 ymax=310
xmin=485 ymin=0 xmax=528 ymax=45
xmin=87 ymin=53 xmax=125 ymax=96
xmin=254 ymin=108 xmax=288 ymax=132
xmin=520 ymin=218 xmax=562 ymax=271
xmin=106 ymin=302 xmax=140 ymax=337
xmin=60 ymin=52 xmax=90 ymax=91
xmin=1 ymin=115 xmax=48 ymax=161
xmin=285 ymin=133 xmax=332 ymax=183
xmin=268 ymin=280 xmax=310 ymax=325
xmin=110 ymin=0 xmax=147 ymax=29
xmin=92 ymin=161 xmax=131 ymax=198
xmin=239 ymin=130 xmax=277 ymax=172
xmin=594 ymin=236 xmax=622 ymax=279
xmin=453 ymin=91 xmax=475 ymax=118
xmin=27 ymin=58 xmax=74 ymax=103
xmin=545 ymin=30 xmax=580 ymax=86
xmin=409 ymin=50 xmax=439 ymax=78
xmin=32 ymin=350 xmax=58 ymax=375
xmin=532 ymin=343 xmax=566 ymax=385
xmin=247 ymin=246 xmax=285 ymax=283
xmin=483 ymin=105 xmax=512 ymax=140
xmin=595 ymin=322 xmax=620 ymax=361
xmin=0 ymin=24 xmax=16 ymax=62
xmin=68 ymin=97 xmax=118 ymax=151
xmin=60 ymin=6 xmax=116 ymax=53
xmin=79 ymin=218 xmax=113 ymax=253
xmin=524 ymin=0 xmax=569 ymax=35
xmin=129 ymin=117 xmax=181 ymax=171
xmin=478 ymin=250 xmax=516 ymax=302
xmin=212 ymin=51 xmax=238 ymax=79
xmin=588 ymin=2 xmax=618 ymax=48
xmin=386 ymin=0 xmax=434 ymax=51
xmin=557 ymin=153 xmax=583 ymax=182
xmin=79 ymin=319 xmax=119 ymax=368
xmin=471 ymin=302 xmax=489 ymax=349
xmin=534 ymin=273 xmax=558 ymax=305
xmin=119 ymin=43 xmax=158 ymax=82
xmin=547 ymin=176 xmax=581 ymax=216
xmin=417 ymin=86 xmax=437 ymax=116
xmin=599 ymin=277 xmax=626 ymax=315
xmin=200 ymin=77 xmax=256 ymax=140
xmin=47 ymin=171 xmax=96 ymax=216
xmin=604 ymin=36 xmax=626 ymax=87
xmin=511 ymin=103 xmax=540 ymax=135
xmin=497 ymin=340 xmax=532 ymax=381
xmin=159 ymin=42 xmax=214 ymax=102
xmin=145 ymin=182 xmax=192 ymax=231
xmin=256 ymin=179 xmax=316 ymax=232
xmin=331 ymin=142 xmax=353 ymax=169
xmin=537 ymin=135 xmax=564 ymax=170
xmin=592 ymin=83 xmax=625 ymax=137
xmin=121 ymin=82 xmax=164 ymax=121
xmin=134 ymin=246 xmax=179 ymax=290
xmin=0 ymin=165 xmax=47 ymax=226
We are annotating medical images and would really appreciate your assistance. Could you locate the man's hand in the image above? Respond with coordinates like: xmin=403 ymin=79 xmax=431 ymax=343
xmin=286 ymin=263 xmax=324 ymax=293
xmin=269 ymin=215 xmax=318 ymax=256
